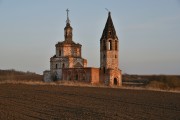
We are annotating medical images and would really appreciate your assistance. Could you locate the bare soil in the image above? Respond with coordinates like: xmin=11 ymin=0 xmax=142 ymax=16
xmin=0 ymin=83 xmax=179 ymax=120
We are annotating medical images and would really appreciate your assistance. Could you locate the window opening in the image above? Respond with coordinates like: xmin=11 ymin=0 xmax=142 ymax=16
xmin=62 ymin=63 xmax=65 ymax=68
xmin=108 ymin=40 xmax=112 ymax=50
xmin=115 ymin=41 xmax=118 ymax=50
xmin=59 ymin=50 xmax=61 ymax=56
xmin=75 ymin=74 xmax=78 ymax=80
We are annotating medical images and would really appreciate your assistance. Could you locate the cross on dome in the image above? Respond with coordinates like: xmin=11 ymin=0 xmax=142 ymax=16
xmin=66 ymin=9 xmax=70 ymax=24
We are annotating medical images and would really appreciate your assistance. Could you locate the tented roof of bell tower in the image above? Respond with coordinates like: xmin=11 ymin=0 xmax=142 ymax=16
xmin=101 ymin=12 xmax=118 ymax=40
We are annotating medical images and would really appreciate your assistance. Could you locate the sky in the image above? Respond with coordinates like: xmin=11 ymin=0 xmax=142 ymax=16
xmin=0 ymin=0 xmax=180 ymax=75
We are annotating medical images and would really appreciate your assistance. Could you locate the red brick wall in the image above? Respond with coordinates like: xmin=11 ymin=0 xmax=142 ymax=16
xmin=62 ymin=68 xmax=100 ymax=84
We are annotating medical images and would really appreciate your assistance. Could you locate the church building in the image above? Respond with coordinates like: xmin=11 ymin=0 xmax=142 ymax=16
xmin=43 ymin=10 xmax=122 ymax=86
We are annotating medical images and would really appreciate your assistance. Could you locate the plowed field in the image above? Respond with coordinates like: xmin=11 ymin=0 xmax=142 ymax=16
xmin=0 ymin=84 xmax=179 ymax=120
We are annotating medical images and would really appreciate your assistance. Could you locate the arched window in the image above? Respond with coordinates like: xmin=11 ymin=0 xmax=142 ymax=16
xmin=76 ymin=74 xmax=78 ymax=80
xmin=68 ymin=71 xmax=71 ymax=80
xmin=59 ymin=50 xmax=61 ymax=56
xmin=55 ymin=64 xmax=58 ymax=69
xmin=115 ymin=41 xmax=118 ymax=50
xmin=62 ymin=63 xmax=65 ymax=68
xmin=108 ymin=40 xmax=112 ymax=50
xmin=103 ymin=67 xmax=106 ymax=74
xmin=74 ymin=48 xmax=77 ymax=56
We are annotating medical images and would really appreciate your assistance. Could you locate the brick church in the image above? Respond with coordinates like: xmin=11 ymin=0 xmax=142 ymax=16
xmin=43 ymin=10 xmax=122 ymax=86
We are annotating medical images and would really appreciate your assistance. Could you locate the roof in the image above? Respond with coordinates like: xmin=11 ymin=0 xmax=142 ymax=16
xmin=101 ymin=12 xmax=118 ymax=40
xmin=55 ymin=41 xmax=82 ymax=47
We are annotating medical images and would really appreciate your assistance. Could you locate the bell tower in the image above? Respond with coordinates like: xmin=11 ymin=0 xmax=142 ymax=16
xmin=100 ymin=12 xmax=122 ymax=86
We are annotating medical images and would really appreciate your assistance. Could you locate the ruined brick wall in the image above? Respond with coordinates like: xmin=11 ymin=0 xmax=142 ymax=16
xmin=90 ymin=68 xmax=100 ymax=84
xmin=43 ymin=70 xmax=51 ymax=82
xmin=62 ymin=68 xmax=100 ymax=84
xmin=62 ymin=68 xmax=89 ymax=82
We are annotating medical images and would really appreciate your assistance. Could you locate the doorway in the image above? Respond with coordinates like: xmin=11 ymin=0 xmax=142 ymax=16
xmin=114 ymin=78 xmax=118 ymax=85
